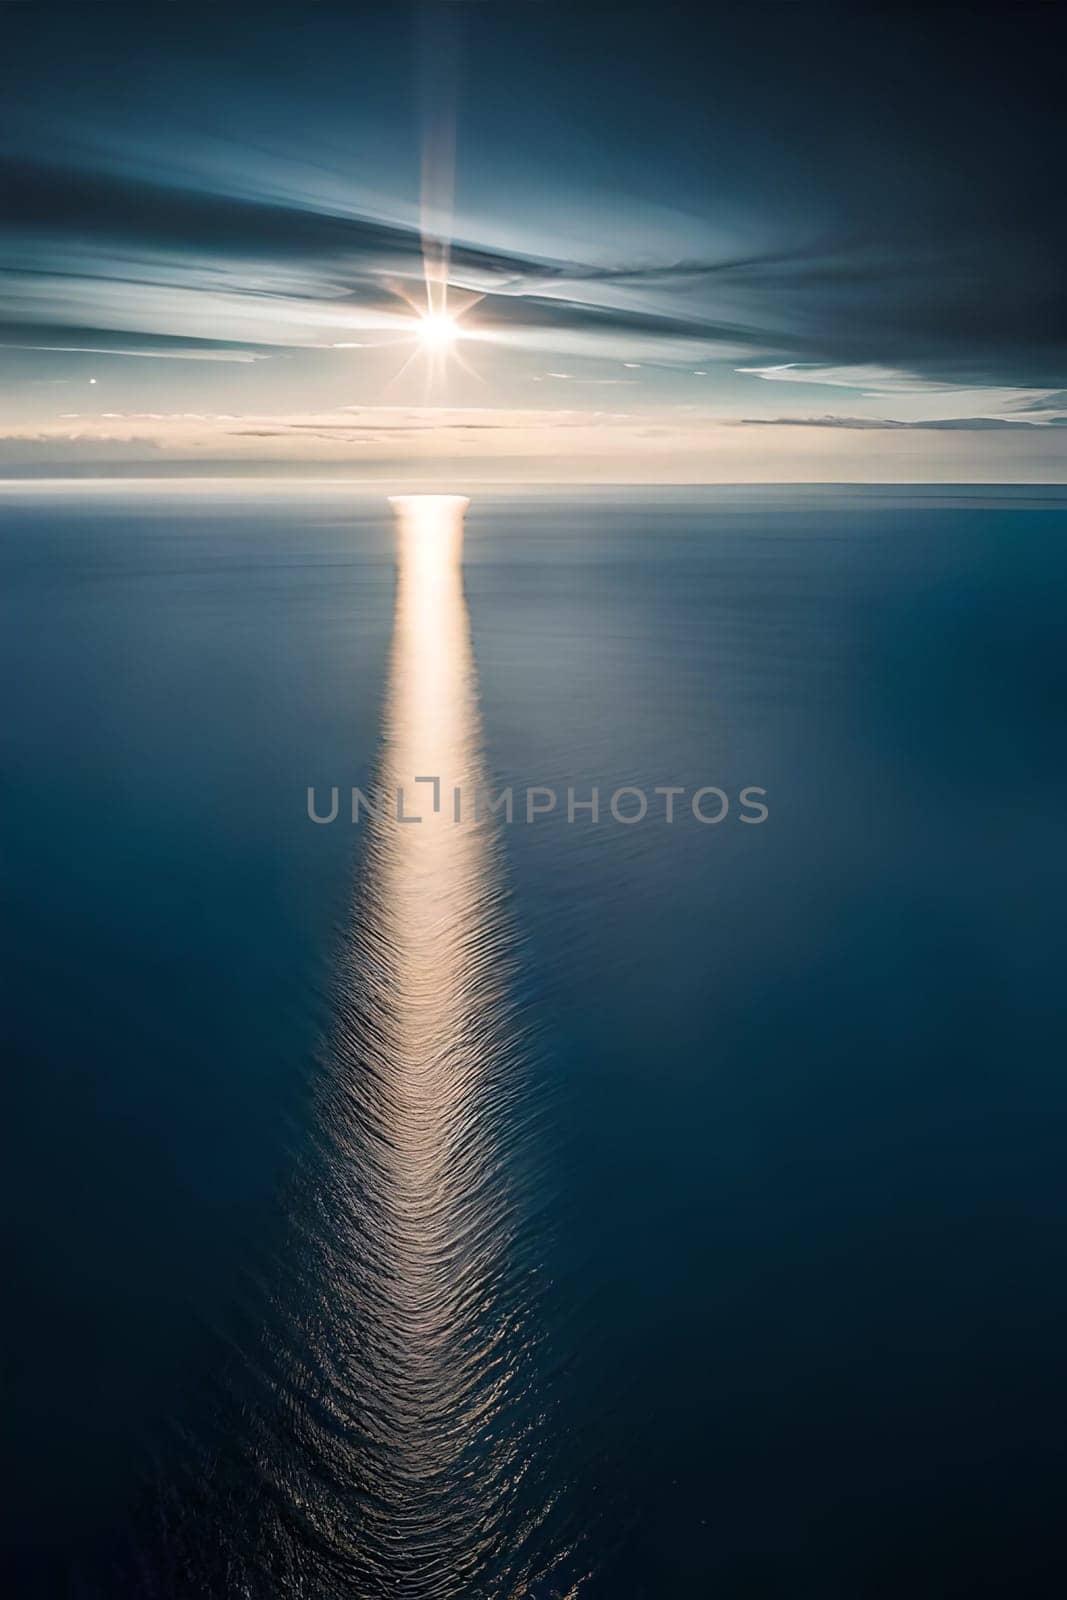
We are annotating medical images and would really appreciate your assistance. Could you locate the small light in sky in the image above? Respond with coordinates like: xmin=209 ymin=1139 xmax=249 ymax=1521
xmin=624 ymin=363 xmax=641 ymax=369
xmin=693 ymin=370 xmax=707 ymax=376
xmin=89 ymin=377 xmax=97 ymax=384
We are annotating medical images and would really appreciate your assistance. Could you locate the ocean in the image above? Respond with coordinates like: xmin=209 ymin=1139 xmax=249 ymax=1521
xmin=4 ymin=483 xmax=1066 ymax=1597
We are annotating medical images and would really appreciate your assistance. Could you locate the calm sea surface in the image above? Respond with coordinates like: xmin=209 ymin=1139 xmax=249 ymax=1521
xmin=4 ymin=484 xmax=1067 ymax=1597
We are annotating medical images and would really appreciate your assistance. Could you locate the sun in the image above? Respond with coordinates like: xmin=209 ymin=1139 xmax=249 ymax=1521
xmin=417 ymin=311 xmax=460 ymax=349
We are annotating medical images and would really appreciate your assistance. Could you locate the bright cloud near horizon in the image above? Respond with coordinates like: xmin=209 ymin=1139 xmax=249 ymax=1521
xmin=1 ymin=5 xmax=1064 ymax=482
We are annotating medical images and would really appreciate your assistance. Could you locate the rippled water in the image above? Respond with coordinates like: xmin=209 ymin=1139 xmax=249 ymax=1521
xmin=296 ymin=497 xmax=555 ymax=1596
xmin=227 ymin=498 xmax=573 ymax=1597
xmin=5 ymin=485 xmax=1067 ymax=1598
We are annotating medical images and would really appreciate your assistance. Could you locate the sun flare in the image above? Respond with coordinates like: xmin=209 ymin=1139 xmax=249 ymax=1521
xmin=417 ymin=311 xmax=460 ymax=349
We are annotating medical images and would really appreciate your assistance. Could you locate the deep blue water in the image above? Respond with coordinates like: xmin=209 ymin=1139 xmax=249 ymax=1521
xmin=4 ymin=484 xmax=1067 ymax=1597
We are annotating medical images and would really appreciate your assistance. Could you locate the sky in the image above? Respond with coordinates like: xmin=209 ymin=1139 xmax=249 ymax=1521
xmin=1 ymin=0 xmax=1065 ymax=482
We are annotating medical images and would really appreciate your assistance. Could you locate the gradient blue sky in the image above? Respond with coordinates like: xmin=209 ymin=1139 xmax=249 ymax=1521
xmin=2 ymin=1 xmax=1065 ymax=480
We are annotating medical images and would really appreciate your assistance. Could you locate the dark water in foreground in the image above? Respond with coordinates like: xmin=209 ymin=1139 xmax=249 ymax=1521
xmin=4 ymin=484 xmax=1067 ymax=1598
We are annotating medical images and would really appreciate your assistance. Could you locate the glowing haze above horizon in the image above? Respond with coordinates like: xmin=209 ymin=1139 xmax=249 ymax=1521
xmin=2 ymin=1 xmax=1065 ymax=483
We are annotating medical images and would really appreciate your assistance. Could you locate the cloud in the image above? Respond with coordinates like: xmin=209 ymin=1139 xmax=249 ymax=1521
xmin=0 ymin=324 xmax=271 ymax=362
xmin=5 ymin=153 xmax=1063 ymax=390
xmin=740 ymin=414 xmax=1065 ymax=431
xmin=738 ymin=364 xmax=960 ymax=394
xmin=6 ymin=343 xmax=266 ymax=363
xmin=736 ymin=363 xmax=1065 ymax=427
xmin=0 ymin=434 xmax=165 ymax=463
xmin=1 ymin=402 xmax=1063 ymax=488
